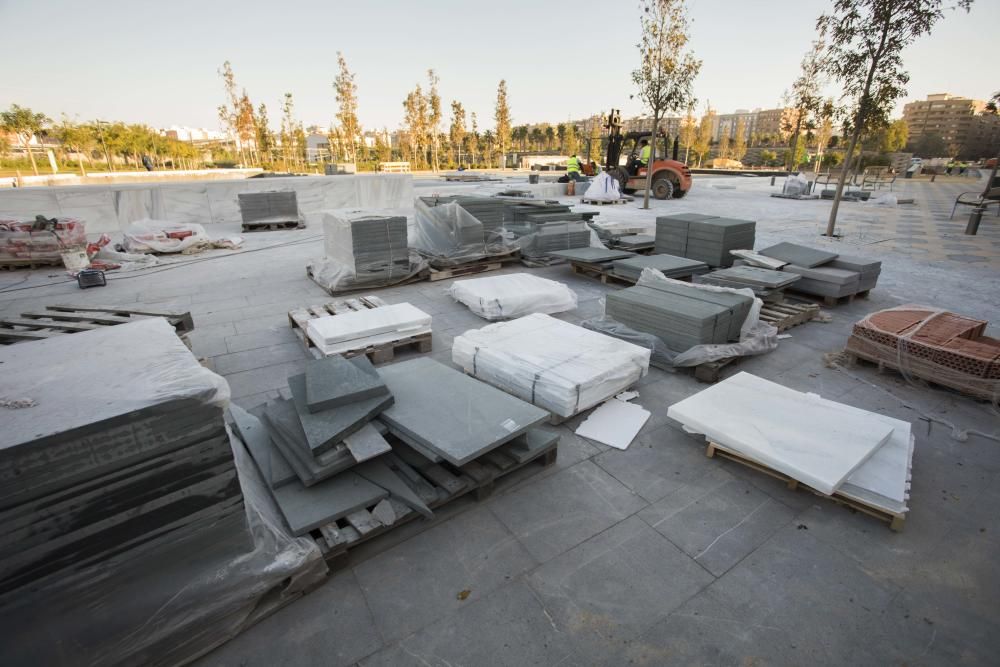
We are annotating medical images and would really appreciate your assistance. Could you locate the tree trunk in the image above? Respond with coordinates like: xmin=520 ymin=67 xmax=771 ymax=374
xmin=826 ymin=119 xmax=864 ymax=237
xmin=642 ymin=112 xmax=659 ymax=210
xmin=23 ymin=137 xmax=39 ymax=176
xmin=787 ymin=115 xmax=803 ymax=172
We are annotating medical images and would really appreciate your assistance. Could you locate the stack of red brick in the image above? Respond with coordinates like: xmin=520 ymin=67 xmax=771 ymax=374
xmin=847 ymin=305 xmax=1000 ymax=399
xmin=0 ymin=218 xmax=86 ymax=266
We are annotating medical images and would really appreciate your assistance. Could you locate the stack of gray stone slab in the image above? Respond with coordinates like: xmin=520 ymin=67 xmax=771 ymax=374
xmin=829 ymin=255 xmax=882 ymax=291
xmin=345 ymin=215 xmax=411 ymax=276
xmin=0 ymin=318 xmax=249 ymax=598
xmin=246 ymin=354 xmax=423 ymax=536
xmin=696 ymin=265 xmax=801 ymax=299
xmin=547 ymin=247 xmax=636 ymax=265
xmin=757 ymin=243 xmax=881 ymax=298
xmin=655 ymin=214 xmax=756 ymax=267
xmin=238 ymin=191 xmax=300 ymax=225
xmin=612 ymin=253 xmax=709 ymax=282
xmin=614 ymin=234 xmax=656 ymax=250
xmin=606 ymin=280 xmax=754 ymax=352
xmin=377 ymin=358 xmax=551 ymax=466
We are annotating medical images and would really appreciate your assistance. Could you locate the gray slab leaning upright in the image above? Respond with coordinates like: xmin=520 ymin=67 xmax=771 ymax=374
xmin=229 ymin=404 xmax=296 ymax=488
xmin=304 ymin=354 xmax=388 ymax=413
xmin=377 ymin=357 xmax=549 ymax=466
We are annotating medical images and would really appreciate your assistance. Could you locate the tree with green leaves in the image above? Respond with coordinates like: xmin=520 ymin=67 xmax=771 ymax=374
xmin=494 ymin=80 xmax=512 ymax=169
xmin=631 ymin=0 xmax=701 ymax=207
xmin=426 ymin=70 xmax=442 ymax=172
xmin=402 ymin=84 xmax=428 ymax=169
xmin=333 ymin=52 xmax=361 ymax=163
xmin=1 ymin=104 xmax=49 ymax=175
xmin=819 ymin=0 xmax=973 ymax=236
xmin=785 ymin=33 xmax=827 ymax=171
xmin=449 ymin=101 xmax=467 ymax=167
xmin=481 ymin=129 xmax=495 ymax=168
xmin=679 ymin=105 xmax=697 ymax=163
xmin=812 ymin=100 xmax=835 ymax=171
xmin=717 ymin=132 xmax=730 ymax=160
xmin=217 ymin=61 xmax=250 ymax=166
xmin=564 ymin=123 xmax=578 ymax=158
xmin=692 ymin=105 xmax=714 ymax=167
xmin=556 ymin=124 xmax=567 ymax=153
xmin=255 ymin=103 xmax=275 ymax=165
xmin=912 ymin=132 xmax=946 ymax=157
xmin=468 ymin=112 xmax=480 ymax=166
xmin=984 ymin=91 xmax=999 ymax=115
xmin=732 ymin=117 xmax=747 ymax=162
xmin=53 ymin=117 xmax=96 ymax=174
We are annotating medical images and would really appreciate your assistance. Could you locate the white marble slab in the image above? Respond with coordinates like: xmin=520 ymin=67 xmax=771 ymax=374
xmin=306 ymin=303 xmax=431 ymax=347
xmin=575 ymin=399 xmax=650 ymax=450
xmin=667 ymin=372 xmax=894 ymax=495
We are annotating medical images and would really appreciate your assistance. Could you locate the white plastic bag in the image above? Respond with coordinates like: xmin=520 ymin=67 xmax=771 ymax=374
xmin=782 ymin=173 xmax=809 ymax=197
xmin=583 ymin=173 xmax=622 ymax=201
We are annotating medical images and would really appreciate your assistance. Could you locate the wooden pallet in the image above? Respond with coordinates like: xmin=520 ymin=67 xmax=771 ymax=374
xmin=690 ymin=355 xmax=741 ymax=383
xmin=788 ymin=289 xmax=869 ymax=307
xmin=568 ymin=262 xmax=636 ymax=286
xmin=759 ymin=301 xmax=821 ymax=332
xmin=240 ymin=220 xmax=304 ymax=232
xmin=706 ymin=441 xmax=906 ymax=531
xmin=581 ymin=198 xmax=631 ymax=205
xmin=0 ymin=258 xmax=63 ymax=271
xmin=426 ymin=250 xmax=520 ymax=282
xmin=314 ymin=435 xmax=559 ymax=570
xmin=0 ymin=304 xmax=194 ymax=345
xmin=844 ymin=347 xmax=997 ymax=403
xmin=287 ymin=296 xmax=433 ymax=363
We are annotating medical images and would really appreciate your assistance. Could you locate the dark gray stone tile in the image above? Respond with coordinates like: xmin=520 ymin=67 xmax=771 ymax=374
xmin=225 ymin=360 xmax=309 ymax=399
xmin=526 ymin=516 xmax=714 ymax=662
xmin=489 ymin=460 xmax=647 ymax=563
xmin=360 ymin=581 xmax=583 ymax=667
xmin=194 ymin=569 xmax=382 ymax=667
xmin=354 ymin=505 xmax=536 ymax=643
xmin=641 ymin=478 xmax=796 ymax=576
xmin=213 ymin=341 xmax=311 ymax=376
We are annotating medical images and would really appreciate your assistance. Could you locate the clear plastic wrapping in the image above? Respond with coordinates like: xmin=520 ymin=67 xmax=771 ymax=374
xmin=583 ymin=172 xmax=623 ymax=201
xmin=447 ymin=273 xmax=579 ymax=320
xmin=845 ymin=304 xmax=999 ymax=405
xmin=587 ymin=268 xmax=779 ymax=368
xmin=0 ymin=217 xmax=86 ymax=263
xmin=0 ymin=318 xmax=327 ymax=666
xmin=411 ymin=198 xmax=513 ymax=267
xmin=452 ymin=313 xmax=651 ymax=417
xmin=308 ymin=209 xmax=428 ymax=293
xmin=122 ymin=218 xmax=213 ymax=254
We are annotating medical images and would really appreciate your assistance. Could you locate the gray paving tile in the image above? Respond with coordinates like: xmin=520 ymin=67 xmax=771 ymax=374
xmin=526 ymin=516 xmax=714 ymax=662
xmin=360 ymin=581 xmax=582 ymax=667
xmin=489 ymin=460 xmax=647 ymax=563
xmin=224 ymin=360 xmax=309 ymax=399
xmin=212 ymin=341 xmax=311 ymax=376
xmin=640 ymin=478 xmax=795 ymax=576
xmin=614 ymin=527 xmax=902 ymax=666
xmin=194 ymin=569 xmax=382 ymax=667
xmin=226 ymin=326 xmax=300 ymax=353
xmin=354 ymin=505 xmax=536 ymax=643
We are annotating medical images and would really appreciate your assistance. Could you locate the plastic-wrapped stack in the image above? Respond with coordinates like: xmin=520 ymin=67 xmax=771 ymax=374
xmin=606 ymin=278 xmax=754 ymax=352
xmin=237 ymin=191 xmax=301 ymax=226
xmin=0 ymin=318 xmax=246 ymax=599
xmin=305 ymin=302 xmax=432 ymax=356
xmin=655 ymin=214 xmax=755 ymax=267
xmin=452 ymin=313 xmax=651 ymax=418
xmin=0 ymin=217 xmax=86 ymax=266
xmin=447 ymin=273 xmax=578 ymax=320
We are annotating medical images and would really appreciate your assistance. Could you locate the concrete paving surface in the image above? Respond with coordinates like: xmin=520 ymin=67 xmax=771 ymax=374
xmin=1 ymin=173 xmax=998 ymax=666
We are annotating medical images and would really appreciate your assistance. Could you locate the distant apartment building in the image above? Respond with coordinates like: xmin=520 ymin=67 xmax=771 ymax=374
xmin=160 ymin=126 xmax=225 ymax=143
xmin=713 ymin=110 xmax=755 ymax=142
xmin=902 ymin=93 xmax=1000 ymax=158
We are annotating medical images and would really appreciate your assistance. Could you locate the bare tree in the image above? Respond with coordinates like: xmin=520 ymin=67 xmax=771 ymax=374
xmin=786 ymin=33 xmax=827 ymax=171
xmin=217 ymin=61 xmax=248 ymax=166
xmin=631 ymin=0 xmax=701 ymax=208
xmin=819 ymin=0 xmax=973 ymax=236
xmin=449 ymin=101 xmax=467 ymax=167
xmin=427 ymin=70 xmax=442 ymax=172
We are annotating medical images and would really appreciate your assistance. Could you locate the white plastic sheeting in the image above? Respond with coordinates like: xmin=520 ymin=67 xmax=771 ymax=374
xmin=452 ymin=313 xmax=650 ymax=418
xmin=447 ymin=273 xmax=578 ymax=320
xmin=122 ymin=219 xmax=212 ymax=254
xmin=583 ymin=173 xmax=623 ymax=201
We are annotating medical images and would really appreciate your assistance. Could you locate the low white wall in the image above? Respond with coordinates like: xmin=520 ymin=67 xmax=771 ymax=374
xmin=4 ymin=168 xmax=264 ymax=188
xmin=0 ymin=174 xmax=414 ymax=235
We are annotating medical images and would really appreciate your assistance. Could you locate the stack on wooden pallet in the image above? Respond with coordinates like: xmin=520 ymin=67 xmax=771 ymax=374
xmin=237 ymin=191 xmax=302 ymax=231
xmin=669 ymin=372 xmax=914 ymax=530
xmin=845 ymin=305 xmax=1000 ymax=401
xmin=235 ymin=356 xmax=558 ymax=555
xmin=452 ymin=313 xmax=651 ymax=421
xmin=758 ymin=242 xmax=881 ymax=303
xmin=605 ymin=278 xmax=754 ymax=352
xmin=695 ymin=265 xmax=801 ymax=302
xmin=0 ymin=318 xmax=248 ymax=601
xmin=655 ymin=214 xmax=756 ymax=268
xmin=0 ymin=217 xmax=86 ymax=268
xmin=304 ymin=302 xmax=432 ymax=357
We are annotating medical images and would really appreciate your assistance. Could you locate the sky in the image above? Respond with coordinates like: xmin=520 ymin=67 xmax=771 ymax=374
xmin=1 ymin=0 xmax=996 ymax=132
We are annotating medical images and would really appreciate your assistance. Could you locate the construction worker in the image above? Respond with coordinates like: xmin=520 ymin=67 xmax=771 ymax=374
xmin=566 ymin=154 xmax=583 ymax=181
xmin=639 ymin=139 xmax=651 ymax=168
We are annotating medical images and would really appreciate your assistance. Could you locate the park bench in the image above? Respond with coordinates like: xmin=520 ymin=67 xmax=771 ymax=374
xmin=860 ymin=166 xmax=896 ymax=191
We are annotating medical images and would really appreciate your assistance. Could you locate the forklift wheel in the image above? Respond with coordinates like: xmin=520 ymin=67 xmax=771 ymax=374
xmin=652 ymin=176 xmax=675 ymax=200
xmin=672 ymin=187 xmax=688 ymax=198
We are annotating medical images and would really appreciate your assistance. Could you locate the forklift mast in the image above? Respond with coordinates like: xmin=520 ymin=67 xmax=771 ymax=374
xmin=604 ymin=109 xmax=624 ymax=171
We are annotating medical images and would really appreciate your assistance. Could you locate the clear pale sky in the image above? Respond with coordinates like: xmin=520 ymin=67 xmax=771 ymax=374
xmin=1 ymin=0 xmax=995 ymax=131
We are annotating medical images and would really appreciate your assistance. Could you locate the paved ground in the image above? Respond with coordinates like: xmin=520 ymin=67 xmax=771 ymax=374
xmin=1 ymin=174 xmax=998 ymax=666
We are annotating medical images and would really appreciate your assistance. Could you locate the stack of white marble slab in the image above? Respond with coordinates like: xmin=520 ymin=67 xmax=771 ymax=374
xmin=452 ymin=313 xmax=651 ymax=418
xmin=447 ymin=273 xmax=578 ymax=320
xmin=668 ymin=372 xmax=913 ymax=514
xmin=305 ymin=303 xmax=431 ymax=356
